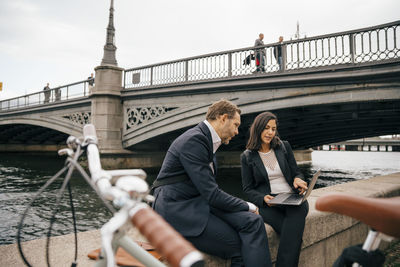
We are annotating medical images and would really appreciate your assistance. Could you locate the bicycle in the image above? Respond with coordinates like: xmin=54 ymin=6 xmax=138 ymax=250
xmin=316 ymin=192 xmax=400 ymax=267
xmin=17 ymin=124 xmax=205 ymax=267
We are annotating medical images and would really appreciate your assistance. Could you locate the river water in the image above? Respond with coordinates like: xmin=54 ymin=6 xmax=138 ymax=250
xmin=0 ymin=151 xmax=399 ymax=245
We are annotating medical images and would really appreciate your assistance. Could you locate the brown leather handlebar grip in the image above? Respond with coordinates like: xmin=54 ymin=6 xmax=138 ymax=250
xmin=316 ymin=193 xmax=400 ymax=238
xmin=131 ymin=207 xmax=204 ymax=267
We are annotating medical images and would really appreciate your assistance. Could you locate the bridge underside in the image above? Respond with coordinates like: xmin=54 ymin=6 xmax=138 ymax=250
xmin=0 ymin=124 xmax=68 ymax=147
xmin=130 ymin=99 xmax=400 ymax=152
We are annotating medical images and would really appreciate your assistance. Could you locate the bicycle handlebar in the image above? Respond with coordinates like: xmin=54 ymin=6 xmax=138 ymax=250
xmin=130 ymin=205 xmax=204 ymax=267
xmin=82 ymin=124 xmax=204 ymax=267
xmin=316 ymin=193 xmax=400 ymax=238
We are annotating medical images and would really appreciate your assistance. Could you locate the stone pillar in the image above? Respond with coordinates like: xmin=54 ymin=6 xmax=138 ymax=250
xmin=90 ymin=65 xmax=130 ymax=154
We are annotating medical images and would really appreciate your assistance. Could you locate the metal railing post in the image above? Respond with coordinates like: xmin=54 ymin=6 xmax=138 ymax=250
xmin=228 ymin=53 xmax=232 ymax=77
xmin=350 ymin=33 xmax=355 ymax=64
xmin=185 ymin=60 xmax=189 ymax=82
xmin=150 ymin=67 xmax=153 ymax=86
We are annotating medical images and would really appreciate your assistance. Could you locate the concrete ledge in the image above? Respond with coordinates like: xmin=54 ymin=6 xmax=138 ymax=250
xmin=1 ymin=173 xmax=399 ymax=267
xmin=204 ymin=172 xmax=400 ymax=266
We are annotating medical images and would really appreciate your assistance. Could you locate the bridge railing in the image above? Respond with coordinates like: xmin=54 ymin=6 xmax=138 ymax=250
xmin=286 ymin=21 xmax=400 ymax=69
xmin=124 ymin=20 xmax=400 ymax=89
xmin=0 ymin=80 xmax=90 ymax=111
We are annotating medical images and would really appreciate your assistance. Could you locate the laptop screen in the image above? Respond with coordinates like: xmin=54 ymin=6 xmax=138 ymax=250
xmin=303 ymin=169 xmax=321 ymax=199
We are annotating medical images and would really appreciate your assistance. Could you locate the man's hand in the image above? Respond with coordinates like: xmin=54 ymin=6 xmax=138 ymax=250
xmin=251 ymin=207 xmax=259 ymax=215
xmin=247 ymin=202 xmax=259 ymax=214
xmin=293 ymin=178 xmax=308 ymax=195
xmin=264 ymin=194 xmax=275 ymax=207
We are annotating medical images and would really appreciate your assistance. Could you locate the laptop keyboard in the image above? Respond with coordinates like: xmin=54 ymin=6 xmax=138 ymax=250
xmin=284 ymin=194 xmax=303 ymax=204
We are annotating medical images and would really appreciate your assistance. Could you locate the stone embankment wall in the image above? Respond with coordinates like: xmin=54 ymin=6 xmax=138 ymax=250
xmin=1 ymin=173 xmax=399 ymax=267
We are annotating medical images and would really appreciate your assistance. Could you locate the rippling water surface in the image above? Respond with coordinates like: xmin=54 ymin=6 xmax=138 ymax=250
xmin=0 ymin=154 xmax=112 ymax=245
xmin=0 ymin=151 xmax=399 ymax=245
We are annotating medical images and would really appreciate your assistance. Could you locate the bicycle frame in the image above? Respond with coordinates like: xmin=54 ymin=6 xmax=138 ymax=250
xmin=59 ymin=133 xmax=166 ymax=267
xmin=17 ymin=124 xmax=204 ymax=267
xmin=315 ymin=192 xmax=400 ymax=267
xmin=81 ymin=124 xmax=204 ymax=267
xmin=94 ymin=203 xmax=166 ymax=267
xmin=352 ymin=230 xmax=394 ymax=267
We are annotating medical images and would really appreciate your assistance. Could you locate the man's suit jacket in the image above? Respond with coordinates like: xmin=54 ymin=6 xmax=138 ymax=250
xmin=240 ymin=141 xmax=304 ymax=208
xmin=153 ymin=122 xmax=249 ymax=237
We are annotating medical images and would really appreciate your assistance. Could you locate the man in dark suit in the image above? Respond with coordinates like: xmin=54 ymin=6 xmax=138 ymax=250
xmin=153 ymin=100 xmax=272 ymax=267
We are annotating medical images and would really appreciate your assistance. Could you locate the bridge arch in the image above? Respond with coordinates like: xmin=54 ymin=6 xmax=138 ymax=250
xmin=0 ymin=118 xmax=82 ymax=137
xmin=121 ymin=64 xmax=400 ymax=151
xmin=0 ymin=100 xmax=91 ymax=146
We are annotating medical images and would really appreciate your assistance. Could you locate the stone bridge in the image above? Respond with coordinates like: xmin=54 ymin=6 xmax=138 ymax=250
xmin=0 ymin=21 xmax=399 ymax=163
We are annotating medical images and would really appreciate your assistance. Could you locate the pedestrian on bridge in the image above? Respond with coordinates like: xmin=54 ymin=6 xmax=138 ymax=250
xmin=241 ymin=111 xmax=309 ymax=267
xmin=152 ymin=99 xmax=272 ymax=267
xmin=254 ymin=33 xmax=266 ymax=72
xmin=87 ymin=73 xmax=94 ymax=94
xmin=54 ymin=87 xmax=61 ymax=101
xmin=43 ymin=83 xmax=51 ymax=104
xmin=274 ymin=36 xmax=284 ymax=71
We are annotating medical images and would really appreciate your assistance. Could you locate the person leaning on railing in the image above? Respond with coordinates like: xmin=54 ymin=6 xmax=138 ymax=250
xmin=55 ymin=87 xmax=61 ymax=101
xmin=87 ymin=73 xmax=94 ymax=94
xmin=274 ymin=36 xmax=284 ymax=71
xmin=254 ymin=33 xmax=266 ymax=72
xmin=43 ymin=83 xmax=51 ymax=104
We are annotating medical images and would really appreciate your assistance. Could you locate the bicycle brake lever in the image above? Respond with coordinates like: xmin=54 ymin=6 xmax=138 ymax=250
xmin=66 ymin=136 xmax=80 ymax=150
xmin=58 ymin=148 xmax=74 ymax=157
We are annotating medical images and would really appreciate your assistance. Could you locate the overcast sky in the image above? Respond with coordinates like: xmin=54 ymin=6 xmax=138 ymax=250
xmin=0 ymin=0 xmax=399 ymax=99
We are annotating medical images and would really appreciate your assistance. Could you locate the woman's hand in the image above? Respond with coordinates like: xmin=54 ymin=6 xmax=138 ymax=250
xmin=293 ymin=178 xmax=308 ymax=195
xmin=264 ymin=194 xmax=275 ymax=207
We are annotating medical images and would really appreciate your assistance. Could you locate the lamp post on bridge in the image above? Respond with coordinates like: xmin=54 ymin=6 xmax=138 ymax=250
xmin=90 ymin=0 xmax=129 ymax=154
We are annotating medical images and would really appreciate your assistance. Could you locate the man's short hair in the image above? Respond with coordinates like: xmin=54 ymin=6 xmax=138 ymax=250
xmin=206 ymin=99 xmax=241 ymax=121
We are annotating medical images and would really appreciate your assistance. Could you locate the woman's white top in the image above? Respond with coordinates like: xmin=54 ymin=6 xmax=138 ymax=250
xmin=258 ymin=150 xmax=293 ymax=194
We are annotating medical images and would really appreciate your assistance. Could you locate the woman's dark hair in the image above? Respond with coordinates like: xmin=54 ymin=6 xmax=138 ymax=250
xmin=246 ymin=111 xmax=281 ymax=151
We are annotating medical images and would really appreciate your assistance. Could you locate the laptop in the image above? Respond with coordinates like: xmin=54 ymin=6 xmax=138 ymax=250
xmin=267 ymin=169 xmax=321 ymax=206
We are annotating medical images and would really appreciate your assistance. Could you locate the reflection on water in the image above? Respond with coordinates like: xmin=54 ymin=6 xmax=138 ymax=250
xmin=1 ymin=151 xmax=399 ymax=245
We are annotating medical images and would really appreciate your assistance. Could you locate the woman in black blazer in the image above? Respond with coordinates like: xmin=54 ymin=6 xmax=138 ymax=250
xmin=241 ymin=111 xmax=309 ymax=267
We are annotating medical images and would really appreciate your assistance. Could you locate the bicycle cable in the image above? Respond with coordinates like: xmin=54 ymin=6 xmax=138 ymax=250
xmin=17 ymin=165 xmax=69 ymax=267
xmin=18 ymin=147 xmax=82 ymax=267
xmin=18 ymin=141 xmax=117 ymax=267
xmin=44 ymin=145 xmax=117 ymax=267
xmin=45 ymin=148 xmax=79 ymax=267
xmin=67 ymin=182 xmax=78 ymax=264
